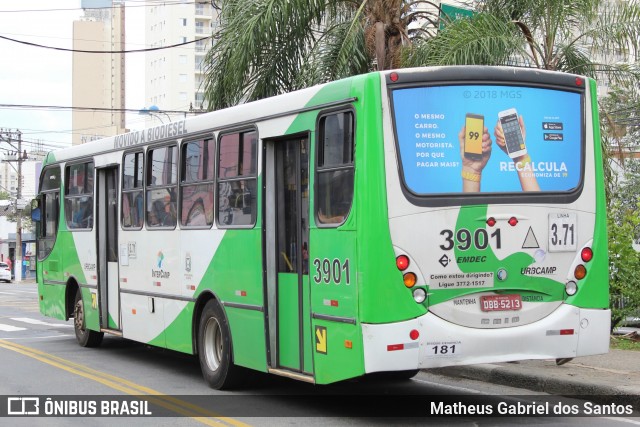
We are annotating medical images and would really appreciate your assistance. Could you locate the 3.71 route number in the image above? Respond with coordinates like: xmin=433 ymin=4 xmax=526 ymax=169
xmin=548 ymin=213 xmax=577 ymax=252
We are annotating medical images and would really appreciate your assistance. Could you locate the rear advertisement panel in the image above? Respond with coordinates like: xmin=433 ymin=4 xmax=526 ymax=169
xmin=392 ymin=85 xmax=583 ymax=195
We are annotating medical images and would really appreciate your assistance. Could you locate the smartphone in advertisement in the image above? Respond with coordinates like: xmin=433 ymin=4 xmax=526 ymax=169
xmin=498 ymin=108 xmax=527 ymax=158
xmin=464 ymin=113 xmax=484 ymax=160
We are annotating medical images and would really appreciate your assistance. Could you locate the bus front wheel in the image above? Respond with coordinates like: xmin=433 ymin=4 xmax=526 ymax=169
xmin=197 ymin=299 xmax=241 ymax=389
xmin=73 ymin=289 xmax=103 ymax=347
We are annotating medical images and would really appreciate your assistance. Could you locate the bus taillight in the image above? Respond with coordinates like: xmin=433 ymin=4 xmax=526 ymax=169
xmin=565 ymin=280 xmax=578 ymax=296
xmin=413 ymin=288 xmax=426 ymax=303
xmin=574 ymin=264 xmax=587 ymax=280
xmin=581 ymin=247 xmax=593 ymax=262
xmin=396 ymin=255 xmax=410 ymax=271
xmin=486 ymin=217 xmax=496 ymax=227
xmin=403 ymin=272 xmax=417 ymax=288
xmin=508 ymin=217 xmax=518 ymax=226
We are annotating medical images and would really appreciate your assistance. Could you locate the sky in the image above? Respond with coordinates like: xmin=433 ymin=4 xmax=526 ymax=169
xmin=0 ymin=0 xmax=146 ymax=153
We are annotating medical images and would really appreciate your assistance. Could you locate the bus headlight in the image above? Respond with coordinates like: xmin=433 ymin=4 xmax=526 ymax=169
xmin=565 ymin=280 xmax=578 ymax=296
xmin=413 ymin=288 xmax=427 ymax=303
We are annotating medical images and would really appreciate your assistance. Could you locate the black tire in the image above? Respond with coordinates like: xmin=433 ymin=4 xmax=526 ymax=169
xmin=73 ymin=289 xmax=104 ymax=348
xmin=197 ymin=299 xmax=241 ymax=389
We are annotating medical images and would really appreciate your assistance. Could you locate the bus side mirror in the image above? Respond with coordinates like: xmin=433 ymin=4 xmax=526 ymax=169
xmin=31 ymin=207 xmax=41 ymax=222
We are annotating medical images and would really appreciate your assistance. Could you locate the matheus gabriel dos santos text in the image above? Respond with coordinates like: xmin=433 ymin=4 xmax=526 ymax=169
xmin=430 ymin=401 xmax=635 ymax=416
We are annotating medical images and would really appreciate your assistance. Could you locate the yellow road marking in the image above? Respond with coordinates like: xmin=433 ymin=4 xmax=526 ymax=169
xmin=0 ymin=339 xmax=251 ymax=427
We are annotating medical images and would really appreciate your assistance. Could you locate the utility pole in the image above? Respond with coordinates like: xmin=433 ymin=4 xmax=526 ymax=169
xmin=0 ymin=128 xmax=26 ymax=281
xmin=16 ymin=130 xmax=23 ymax=282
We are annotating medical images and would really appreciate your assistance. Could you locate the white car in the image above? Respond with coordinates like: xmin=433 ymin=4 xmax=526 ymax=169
xmin=0 ymin=262 xmax=11 ymax=282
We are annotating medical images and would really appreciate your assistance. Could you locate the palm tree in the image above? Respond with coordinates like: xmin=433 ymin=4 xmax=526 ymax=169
xmin=202 ymin=0 xmax=444 ymax=110
xmin=405 ymin=0 xmax=640 ymax=84
xmin=203 ymin=0 xmax=640 ymax=110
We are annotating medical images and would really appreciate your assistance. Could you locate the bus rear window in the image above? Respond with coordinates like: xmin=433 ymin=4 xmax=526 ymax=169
xmin=391 ymin=84 xmax=583 ymax=196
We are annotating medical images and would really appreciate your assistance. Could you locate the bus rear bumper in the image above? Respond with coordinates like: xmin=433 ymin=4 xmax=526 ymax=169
xmin=361 ymin=305 xmax=610 ymax=373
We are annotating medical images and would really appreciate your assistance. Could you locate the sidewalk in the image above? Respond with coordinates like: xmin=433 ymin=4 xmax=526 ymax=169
xmin=426 ymin=341 xmax=640 ymax=406
xmin=13 ymin=277 xmax=36 ymax=284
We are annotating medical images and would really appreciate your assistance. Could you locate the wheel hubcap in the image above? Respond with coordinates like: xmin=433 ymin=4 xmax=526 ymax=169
xmin=74 ymin=300 xmax=85 ymax=332
xmin=203 ymin=317 xmax=222 ymax=372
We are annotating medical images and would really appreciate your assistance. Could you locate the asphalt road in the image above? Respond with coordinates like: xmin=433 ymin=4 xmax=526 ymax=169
xmin=0 ymin=281 xmax=638 ymax=426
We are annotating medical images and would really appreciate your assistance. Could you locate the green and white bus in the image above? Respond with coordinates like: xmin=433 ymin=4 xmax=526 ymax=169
xmin=33 ymin=66 xmax=609 ymax=389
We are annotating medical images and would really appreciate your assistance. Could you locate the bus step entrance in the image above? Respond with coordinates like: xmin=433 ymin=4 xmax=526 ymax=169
xmin=267 ymin=368 xmax=315 ymax=384
xmin=100 ymin=328 xmax=123 ymax=337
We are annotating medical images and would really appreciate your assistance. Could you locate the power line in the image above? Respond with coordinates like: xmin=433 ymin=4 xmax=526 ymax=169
xmin=0 ymin=103 xmax=190 ymax=115
xmin=0 ymin=34 xmax=212 ymax=54
xmin=1 ymin=31 xmax=151 ymax=49
xmin=0 ymin=1 xmax=206 ymax=13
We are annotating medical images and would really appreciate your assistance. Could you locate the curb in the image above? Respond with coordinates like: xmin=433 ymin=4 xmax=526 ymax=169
xmin=425 ymin=364 xmax=640 ymax=406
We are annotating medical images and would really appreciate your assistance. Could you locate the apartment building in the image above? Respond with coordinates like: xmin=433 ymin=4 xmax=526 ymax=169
xmin=144 ymin=0 xmax=216 ymax=124
xmin=0 ymin=159 xmax=41 ymax=201
xmin=72 ymin=0 xmax=127 ymax=145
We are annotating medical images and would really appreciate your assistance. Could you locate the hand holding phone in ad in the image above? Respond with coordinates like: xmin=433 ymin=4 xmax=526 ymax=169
xmin=494 ymin=112 xmax=540 ymax=192
xmin=464 ymin=113 xmax=484 ymax=160
xmin=495 ymin=109 xmax=527 ymax=159
xmin=458 ymin=115 xmax=492 ymax=192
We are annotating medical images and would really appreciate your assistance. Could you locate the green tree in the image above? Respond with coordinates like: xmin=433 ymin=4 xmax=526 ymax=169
xmin=5 ymin=202 xmax=33 ymax=234
xmin=203 ymin=0 xmax=445 ymax=109
xmin=600 ymin=84 xmax=640 ymax=177
xmin=600 ymin=87 xmax=640 ymax=330
xmin=607 ymin=180 xmax=640 ymax=330
xmin=405 ymin=0 xmax=640 ymax=83
xmin=204 ymin=0 xmax=640 ymax=110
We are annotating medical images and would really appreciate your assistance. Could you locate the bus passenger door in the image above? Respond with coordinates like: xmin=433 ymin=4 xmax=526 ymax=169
xmin=265 ymin=136 xmax=312 ymax=374
xmin=97 ymin=166 xmax=120 ymax=330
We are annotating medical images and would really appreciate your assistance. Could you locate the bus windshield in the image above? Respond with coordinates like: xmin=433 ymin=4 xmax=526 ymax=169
xmin=391 ymin=84 xmax=583 ymax=196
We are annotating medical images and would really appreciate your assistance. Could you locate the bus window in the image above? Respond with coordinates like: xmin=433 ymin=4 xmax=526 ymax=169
xmin=122 ymin=152 xmax=144 ymax=229
xmin=180 ymin=138 xmax=215 ymax=227
xmin=64 ymin=162 xmax=94 ymax=230
xmin=146 ymin=145 xmax=177 ymax=228
xmin=217 ymin=130 xmax=257 ymax=227
xmin=38 ymin=166 xmax=61 ymax=260
xmin=316 ymin=111 xmax=354 ymax=225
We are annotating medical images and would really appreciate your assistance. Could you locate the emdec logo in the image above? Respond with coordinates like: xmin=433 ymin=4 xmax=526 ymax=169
xmin=157 ymin=251 xmax=164 ymax=268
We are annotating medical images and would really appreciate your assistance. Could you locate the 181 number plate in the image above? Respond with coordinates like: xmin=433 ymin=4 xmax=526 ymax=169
xmin=480 ymin=294 xmax=522 ymax=312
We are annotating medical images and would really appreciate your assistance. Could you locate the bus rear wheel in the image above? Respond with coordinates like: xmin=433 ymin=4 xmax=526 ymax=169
xmin=197 ymin=299 xmax=241 ymax=389
xmin=73 ymin=289 xmax=103 ymax=347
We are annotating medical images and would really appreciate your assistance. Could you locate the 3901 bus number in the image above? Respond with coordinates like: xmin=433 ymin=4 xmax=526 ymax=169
xmin=312 ymin=258 xmax=351 ymax=285
xmin=439 ymin=228 xmax=502 ymax=251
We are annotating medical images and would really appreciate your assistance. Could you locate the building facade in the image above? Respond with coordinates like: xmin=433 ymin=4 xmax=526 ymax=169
xmin=144 ymin=0 xmax=216 ymax=124
xmin=72 ymin=0 xmax=127 ymax=145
